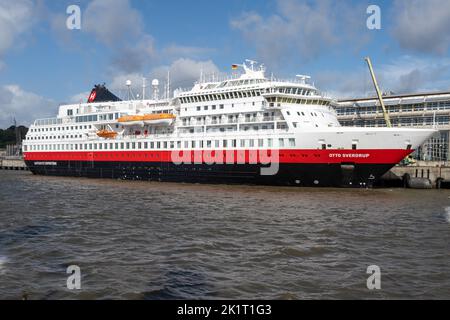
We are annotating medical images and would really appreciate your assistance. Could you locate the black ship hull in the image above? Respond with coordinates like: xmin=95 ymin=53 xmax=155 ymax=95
xmin=25 ymin=160 xmax=394 ymax=188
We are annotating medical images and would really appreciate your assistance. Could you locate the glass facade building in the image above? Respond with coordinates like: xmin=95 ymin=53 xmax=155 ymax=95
xmin=336 ymin=91 xmax=450 ymax=161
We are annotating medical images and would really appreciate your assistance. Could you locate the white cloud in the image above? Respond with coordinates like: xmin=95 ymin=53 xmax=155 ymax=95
xmin=162 ymin=44 xmax=215 ymax=60
xmin=230 ymin=0 xmax=369 ymax=67
xmin=84 ymin=0 xmax=143 ymax=46
xmin=111 ymin=35 xmax=157 ymax=73
xmin=315 ymin=56 xmax=450 ymax=99
xmin=392 ymin=0 xmax=450 ymax=55
xmin=0 ymin=0 xmax=35 ymax=66
xmin=0 ymin=85 xmax=55 ymax=128
xmin=71 ymin=0 xmax=217 ymax=75
xmin=150 ymin=58 xmax=220 ymax=90
xmin=82 ymin=0 xmax=158 ymax=73
xmin=107 ymin=58 xmax=220 ymax=99
xmin=378 ymin=56 xmax=450 ymax=93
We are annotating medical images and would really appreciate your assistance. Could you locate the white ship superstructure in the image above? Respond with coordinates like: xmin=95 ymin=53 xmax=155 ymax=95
xmin=23 ymin=61 xmax=436 ymax=187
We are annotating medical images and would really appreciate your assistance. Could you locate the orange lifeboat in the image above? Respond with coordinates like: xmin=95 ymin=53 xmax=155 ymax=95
xmin=142 ymin=113 xmax=176 ymax=125
xmin=117 ymin=115 xmax=145 ymax=126
xmin=96 ymin=130 xmax=118 ymax=139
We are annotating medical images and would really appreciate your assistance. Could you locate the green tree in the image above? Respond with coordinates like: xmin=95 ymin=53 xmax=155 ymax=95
xmin=0 ymin=126 xmax=28 ymax=149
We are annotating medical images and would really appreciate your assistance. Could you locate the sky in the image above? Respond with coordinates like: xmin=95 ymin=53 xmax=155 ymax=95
xmin=0 ymin=0 xmax=450 ymax=128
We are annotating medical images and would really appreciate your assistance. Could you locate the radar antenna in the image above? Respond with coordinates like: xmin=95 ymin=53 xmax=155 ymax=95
xmin=245 ymin=59 xmax=258 ymax=71
xmin=296 ymin=75 xmax=311 ymax=84
xmin=152 ymin=79 xmax=159 ymax=100
xmin=126 ymin=80 xmax=135 ymax=100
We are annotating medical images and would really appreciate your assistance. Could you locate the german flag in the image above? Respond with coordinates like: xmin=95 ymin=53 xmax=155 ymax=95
xmin=231 ymin=64 xmax=238 ymax=70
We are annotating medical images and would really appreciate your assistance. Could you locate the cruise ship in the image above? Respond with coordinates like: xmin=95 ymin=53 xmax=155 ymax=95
xmin=23 ymin=61 xmax=436 ymax=187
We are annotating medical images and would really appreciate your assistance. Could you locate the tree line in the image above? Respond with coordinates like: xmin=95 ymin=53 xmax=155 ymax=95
xmin=0 ymin=126 xmax=28 ymax=149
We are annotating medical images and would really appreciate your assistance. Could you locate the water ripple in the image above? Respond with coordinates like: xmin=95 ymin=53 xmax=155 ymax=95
xmin=1 ymin=171 xmax=450 ymax=299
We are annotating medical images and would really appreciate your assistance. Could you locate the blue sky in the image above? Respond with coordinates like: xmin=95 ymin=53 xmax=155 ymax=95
xmin=0 ymin=0 xmax=450 ymax=127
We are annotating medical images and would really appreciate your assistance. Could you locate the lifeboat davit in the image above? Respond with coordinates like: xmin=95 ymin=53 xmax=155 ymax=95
xmin=142 ymin=113 xmax=176 ymax=125
xmin=97 ymin=130 xmax=118 ymax=139
xmin=117 ymin=115 xmax=145 ymax=126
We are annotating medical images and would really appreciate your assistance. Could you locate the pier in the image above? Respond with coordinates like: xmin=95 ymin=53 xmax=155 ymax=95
xmin=0 ymin=158 xmax=29 ymax=171
xmin=380 ymin=161 xmax=450 ymax=189
xmin=0 ymin=146 xmax=27 ymax=171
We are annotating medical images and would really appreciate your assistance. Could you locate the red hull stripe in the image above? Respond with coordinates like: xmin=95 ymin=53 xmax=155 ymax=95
xmin=24 ymin=149 xmax=413 ymax=165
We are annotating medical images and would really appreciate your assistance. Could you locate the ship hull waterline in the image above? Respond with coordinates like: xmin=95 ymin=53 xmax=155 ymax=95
xmin=24 ymin=150 xmax=408 ymax=188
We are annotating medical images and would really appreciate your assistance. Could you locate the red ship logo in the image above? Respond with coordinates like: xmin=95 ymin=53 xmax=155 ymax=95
xmin=88 ymin=90 xmax=97 ymax=102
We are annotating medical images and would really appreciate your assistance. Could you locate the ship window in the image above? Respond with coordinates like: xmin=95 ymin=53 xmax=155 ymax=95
xmin=126 ymin=143 xmax=130 ymax=149
xmin=204 ymin=106 xmax=208 ymax=110
xmin=352 ymin=144 xmax=357 ymax=150
xmin=177 ymin=141 xmax=181 ymax=148
xmin=232 ymin=139 xmax=237 ymax=147
xmin=258 ymin=139 xmax=264 ymax=147
xmin=144 ymin=142 xmax=148 ymax=149
xmin=184 ymin=141 xmax=188 ymax=148
xmin=157 ymin=142 xmax=161 ymax=149
xmin=289 ymin=139 xmax=295 ymax=147
xmin=99 ymin=144 xmax=103 ymax=150
xmin=223 ymin=140 xmax=228 ymax=148
xmin=207 ymin=140 xmax=212 ymax=148
xmin=150 ymin=142 xmax=154 ymax=149
xmin=197 ymin=106 xmax=201 ymax=111
xmin=215 ymin=140 xmax=219 ymax=148
xmin=279 ymin=139 xmax=285 ymax=148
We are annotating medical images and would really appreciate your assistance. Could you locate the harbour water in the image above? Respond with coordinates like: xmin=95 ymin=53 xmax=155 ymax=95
xmin=0 ymin=170 xmax=449 ymax=299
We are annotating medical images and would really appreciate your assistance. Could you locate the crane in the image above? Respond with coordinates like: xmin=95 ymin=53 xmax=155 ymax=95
xmin=365 ymin=57 xmax=392 ymax=128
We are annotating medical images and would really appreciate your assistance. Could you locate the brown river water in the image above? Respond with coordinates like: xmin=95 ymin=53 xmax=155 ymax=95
xmin=0 ymin=170 xmax=449 ymax=299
